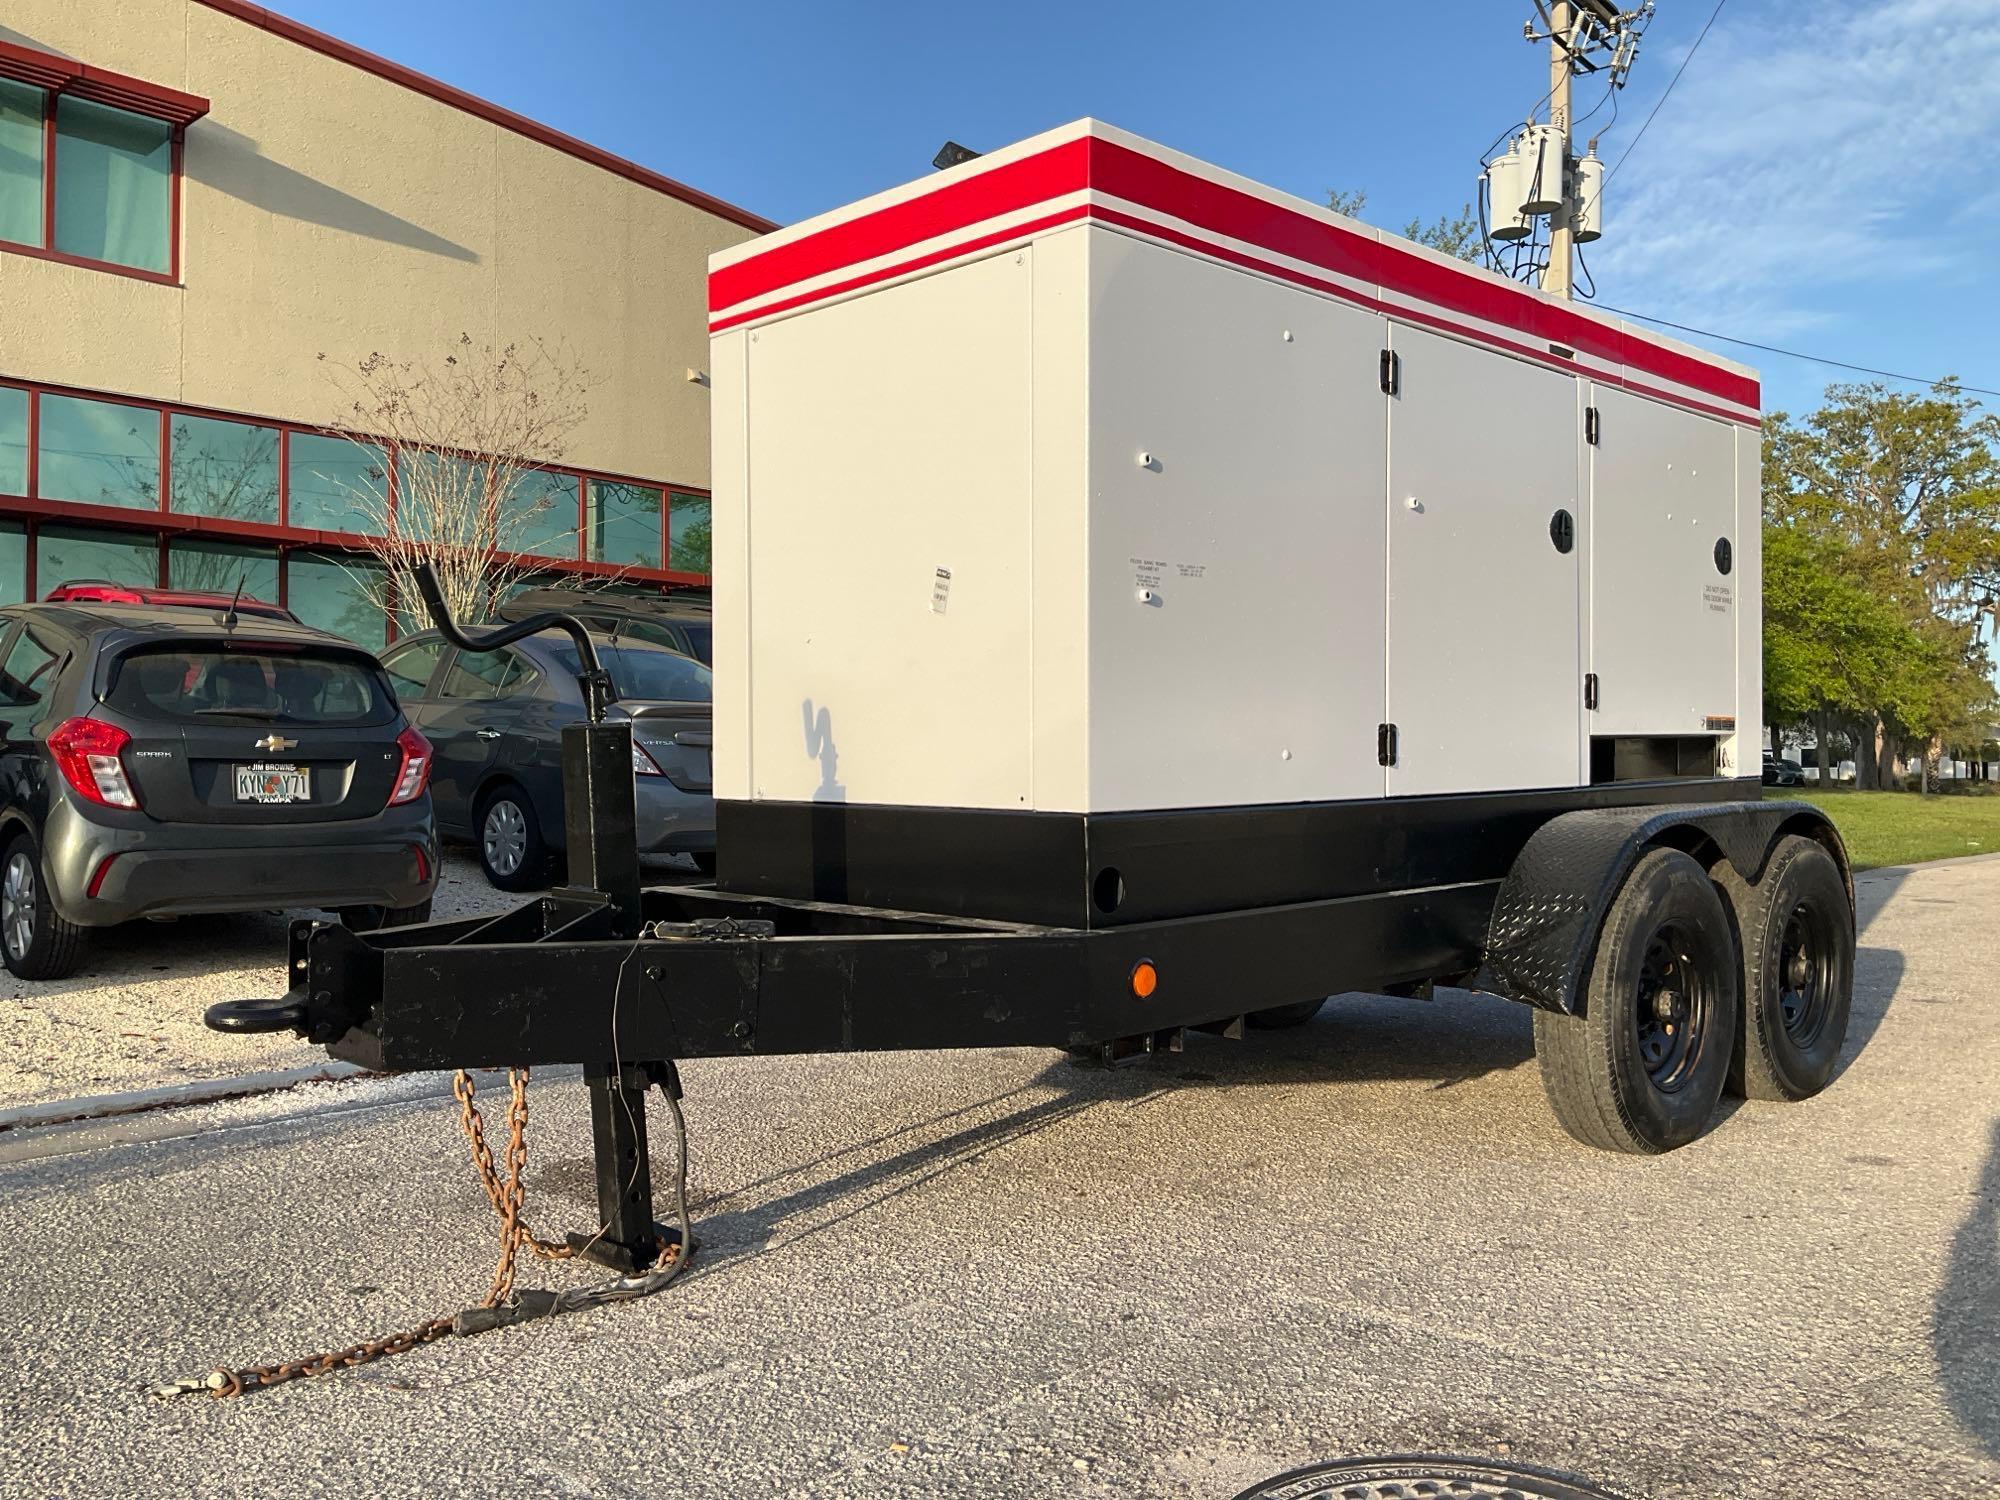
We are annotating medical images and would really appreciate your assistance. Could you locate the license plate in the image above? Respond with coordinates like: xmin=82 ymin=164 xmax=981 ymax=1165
xmin=235 ymin=762 xmax=311 ymax=804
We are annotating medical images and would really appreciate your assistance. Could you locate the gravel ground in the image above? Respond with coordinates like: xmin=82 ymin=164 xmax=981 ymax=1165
xmin=0 ymin=854 xmax=703 ymax=1110
xmin=0 ymin=856 xmax=1993 ymax=1497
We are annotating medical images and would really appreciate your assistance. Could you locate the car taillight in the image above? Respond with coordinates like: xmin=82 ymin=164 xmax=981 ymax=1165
xmin=48 ymin=717 xmax=140 ymax=810
xmin=389 ymin=726 xmax=432 ymax=805
xmin=632 ymin=740 xmax=666 ymax=777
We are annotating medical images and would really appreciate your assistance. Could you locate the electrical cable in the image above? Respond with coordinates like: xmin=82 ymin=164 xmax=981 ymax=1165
xmin=1592 ymin=0 xmax=1720 ymax=192
xmin=1590 ymin=305 xmax=2000 ymax=398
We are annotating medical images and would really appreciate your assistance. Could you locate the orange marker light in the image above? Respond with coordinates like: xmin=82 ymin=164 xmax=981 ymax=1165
xmin=1130 ymin=960 xmax=1159 ymax=1000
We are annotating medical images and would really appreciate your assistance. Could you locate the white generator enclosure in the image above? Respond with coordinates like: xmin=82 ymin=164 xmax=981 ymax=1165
xmin=706 ymin=121 xmax=1761 ymax=927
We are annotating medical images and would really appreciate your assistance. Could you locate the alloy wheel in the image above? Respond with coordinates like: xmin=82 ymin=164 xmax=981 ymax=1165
xmin=3 ymin=851 xmax=36 ymax=961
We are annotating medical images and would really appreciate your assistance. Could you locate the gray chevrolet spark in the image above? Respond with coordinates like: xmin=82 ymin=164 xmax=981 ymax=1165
xmin=0 ymin=601 xmax=438 ymax=980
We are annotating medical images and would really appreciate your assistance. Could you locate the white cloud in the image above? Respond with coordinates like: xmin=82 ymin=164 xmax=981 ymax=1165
xmin=1588 ymin=0 xmax=2000 ymax=332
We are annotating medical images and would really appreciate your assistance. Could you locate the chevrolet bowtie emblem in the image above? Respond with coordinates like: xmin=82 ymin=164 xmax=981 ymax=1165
xmin=254 ymin=734 xmax=299 ymax=753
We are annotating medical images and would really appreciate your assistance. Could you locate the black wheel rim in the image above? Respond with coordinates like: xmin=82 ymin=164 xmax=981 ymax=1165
xmin=1633 ymin=921 xmax=1714 ymax=1094
xmin=1776 ymin=902 xmax=1834 ymax=1048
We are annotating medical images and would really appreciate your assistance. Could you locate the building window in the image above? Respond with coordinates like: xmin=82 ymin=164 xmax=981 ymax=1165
xmin=0 ymin=387 xmax=27 ymax=497
xmin=504 ymin=470 xmax=580 ymax=559
xmin=589 ymin=481 xmax=662 ymax=569
xmin=0 ymin=521 xmax=26 ymax=605
xmin=167 ymin=538 xmax=279 ymax=601
xmin=288 ymin=552 xmax=387 ymax=649
xmin=0 ymin=80 xmax=42 ymax=247
xmin=53 ymin=98 xmax=173 ymax=275
xmin=289 ymin=433 xmax=387 ymax=535
xmin=171 ymin=415 xmax=280 ymax=523
xmin=37 ymin=394 xmax=160 ymax=509
xmin=669 ymin=493 xmax=711 ymax=574
xmin=38 ymin=524 xmax=160 ymax=593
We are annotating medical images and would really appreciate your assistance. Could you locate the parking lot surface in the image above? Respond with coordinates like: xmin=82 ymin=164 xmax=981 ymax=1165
xmin=0 ymin=856 xmax=515 ymax=1111
xmin=0 ymin=857 xmax=1994 ymax=1498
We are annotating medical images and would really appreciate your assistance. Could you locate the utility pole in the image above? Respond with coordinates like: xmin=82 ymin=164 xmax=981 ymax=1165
xmin=1489 ymin=4 xmax=1651 ymax=294
xmin=1542 ymin=1 xmax=1577 ymax=299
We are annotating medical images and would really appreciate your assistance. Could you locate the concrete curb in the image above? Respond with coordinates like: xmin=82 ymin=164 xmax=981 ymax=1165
xmin=0 ymin=1062 xmax=370 ymax=1132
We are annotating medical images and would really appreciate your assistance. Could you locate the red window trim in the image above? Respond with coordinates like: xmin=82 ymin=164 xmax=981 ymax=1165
xmin=0 ymin=39 xmax=210 ymax=126
xmin=0 ymin=54 xmax=191 ymax=286
xmin=0 ymin=375 xmax=708 ymax=588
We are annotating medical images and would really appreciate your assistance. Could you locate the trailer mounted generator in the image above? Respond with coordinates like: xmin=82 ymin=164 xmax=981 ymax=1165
xmin=214 ymin=121 xmax=1855 ymax=1275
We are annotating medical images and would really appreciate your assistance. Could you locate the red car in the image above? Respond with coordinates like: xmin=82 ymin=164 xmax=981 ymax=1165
xmin=42 ymin=580 xmax=298 ymax=623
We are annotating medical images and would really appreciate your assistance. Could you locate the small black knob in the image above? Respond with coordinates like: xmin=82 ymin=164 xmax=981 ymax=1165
xmin=1714 ymin=537 xmax=1733 ymax=574
xmin=1550 ymin=509 xmax=1575 ymax=554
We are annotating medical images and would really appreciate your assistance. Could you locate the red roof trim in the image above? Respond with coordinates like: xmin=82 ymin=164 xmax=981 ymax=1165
xmin=0 ymin=37 xmax=210 ymax=126
xmin=710 ymin=129 xmax=1759 ymax=416
xmin=190 ymin=1 xmax=777 ymax=234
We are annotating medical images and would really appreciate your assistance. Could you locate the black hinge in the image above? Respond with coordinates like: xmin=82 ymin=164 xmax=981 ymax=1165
xmin=1379 ymin=348 xmax=1400 ymax=396
xmin=1377 ymin=722 xmax=1399 ymax=767
xmin=1585 ymin=406 xmax=1600 ymax=445
xmin=1584 ymin=672 xmax=1599 ymax=710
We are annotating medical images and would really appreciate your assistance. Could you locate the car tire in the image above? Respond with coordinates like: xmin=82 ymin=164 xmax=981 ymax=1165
xmin=1246 ymin=997 xmax=1328 ymax=1029
xmin=690 ymin=852 xmax=717 ymax=878
xmin=1714 ymin=836 xmax=1854 ymax=1101
xmin=339 ymin=898 xmax=435 ymax=931
xmin=476 ymin=785 xmax=548 ymax=892
xmin=1533 ymin=847 xmax=1739 ymax=1154
xmin=1 ymin=831 xmax=86 ymax=981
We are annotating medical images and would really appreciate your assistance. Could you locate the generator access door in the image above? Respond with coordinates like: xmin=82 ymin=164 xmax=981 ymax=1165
xmin=1586 ymin=386 xmax=1739 ymax=739
xmin=1385 ymin=325 xmax=1583 ymax=796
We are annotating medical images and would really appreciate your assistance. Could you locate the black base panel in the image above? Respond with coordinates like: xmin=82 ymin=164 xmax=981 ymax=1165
xmin=717 ymin=779 xmax=1762 ymax=928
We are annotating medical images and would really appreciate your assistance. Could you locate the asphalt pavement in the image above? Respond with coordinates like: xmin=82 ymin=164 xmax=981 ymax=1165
xmin=0 ymin=856 xmax=1994 ymax=1498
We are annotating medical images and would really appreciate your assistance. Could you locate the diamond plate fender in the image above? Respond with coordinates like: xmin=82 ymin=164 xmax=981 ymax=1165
xmin=1482 ymin=799 xmax=1850 ymax=1015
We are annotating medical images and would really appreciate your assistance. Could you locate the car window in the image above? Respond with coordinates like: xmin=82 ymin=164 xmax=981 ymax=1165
xmin=440 ymin=649 xmax=535 ymax=702
xmin=549 ymin=641 xmax=711 ymax=703
xmin=381 ymin=639 xmax=444 ymax=698
xmin=103 ymin=647 xmax=394 ymax=725
xmin=0 ymin=627 xmax=60 ymax=711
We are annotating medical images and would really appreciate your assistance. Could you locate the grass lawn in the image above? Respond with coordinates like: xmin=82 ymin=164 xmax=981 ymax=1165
xmin=1769 ymin=788 xmax=2000 ymax=870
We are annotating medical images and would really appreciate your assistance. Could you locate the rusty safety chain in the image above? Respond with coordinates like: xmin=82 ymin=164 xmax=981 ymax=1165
xmin=151 ymin=1067 xmax=686 ymax=1400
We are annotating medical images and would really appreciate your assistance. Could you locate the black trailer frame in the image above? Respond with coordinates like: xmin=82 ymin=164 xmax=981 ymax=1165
xmin=209 ymin=570 xmax=1847 ymax=1273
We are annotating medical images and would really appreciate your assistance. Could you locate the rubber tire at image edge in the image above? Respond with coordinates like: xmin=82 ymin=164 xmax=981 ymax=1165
xmin=1533 ymin=847 xmax=1740 ymax=1155
xmin=476 ymin=785 xmax=548 ymax=892
xmin=1246 ymin=997 xmax=1328 ymax=1029
xmin=0 ymin=831 xmax=86 ymax=981
xmin=1715 ymin=834 xmax=1855 ymax=1101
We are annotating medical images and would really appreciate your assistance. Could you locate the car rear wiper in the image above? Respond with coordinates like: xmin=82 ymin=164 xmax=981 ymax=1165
xmin=191 ymin=707 xmax=287 ymax=719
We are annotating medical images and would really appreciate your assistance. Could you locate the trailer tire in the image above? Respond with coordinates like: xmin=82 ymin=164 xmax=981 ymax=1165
xmin=1715 ymin=835 xmax=1854 ymax=1101
xmin=1533 ymin=847 xmax=1738 ymax=1154
xmin=1247 ymin=997 xmax=1328 ymax=1029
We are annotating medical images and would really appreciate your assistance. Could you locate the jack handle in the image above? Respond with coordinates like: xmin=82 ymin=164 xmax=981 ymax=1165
xmin=410 ymin=562 xmax=617 ymax=723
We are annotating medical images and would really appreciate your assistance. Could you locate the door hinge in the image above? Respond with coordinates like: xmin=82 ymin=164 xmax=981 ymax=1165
xmin=1584 ymin=672 xmax=1599 ymax=711
xmin=1377 ymin=722 xmax=1399 ymax=767
xmin=1379 ymin=348 xmax=1400 ymax=396
xmin=1585 ymin=406 xmax=1601 ymax=445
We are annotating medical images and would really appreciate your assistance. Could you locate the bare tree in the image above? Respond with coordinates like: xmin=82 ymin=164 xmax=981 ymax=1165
xmin=313 ymin=334 xmax=597 ymax=626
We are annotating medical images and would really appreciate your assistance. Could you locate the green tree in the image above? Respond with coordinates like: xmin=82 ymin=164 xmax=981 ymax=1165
xmin=1763 ymin=383 xmax=2000 ymax=793
xmin=1325 ymin=189 xmax=1483 ymax=263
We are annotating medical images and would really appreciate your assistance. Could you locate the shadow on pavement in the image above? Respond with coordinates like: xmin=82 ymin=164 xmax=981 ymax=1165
xmin=1936 ymin=1116 xmax=2000 ymax=1460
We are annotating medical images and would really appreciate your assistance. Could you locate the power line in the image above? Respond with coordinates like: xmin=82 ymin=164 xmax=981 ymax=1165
xmin=1595 ymin=304 xmax=2000 ymax=399
xmin=1601 ymin=0 xmax=1729 ymax=186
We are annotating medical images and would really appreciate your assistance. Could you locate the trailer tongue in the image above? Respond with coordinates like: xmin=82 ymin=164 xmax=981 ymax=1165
xmin=195 ymin=119 xmax=1852 ymax=1391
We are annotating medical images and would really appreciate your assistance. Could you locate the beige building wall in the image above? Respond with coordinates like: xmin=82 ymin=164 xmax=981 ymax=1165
xmin=0 ymin=0 xmax=762 ymax=489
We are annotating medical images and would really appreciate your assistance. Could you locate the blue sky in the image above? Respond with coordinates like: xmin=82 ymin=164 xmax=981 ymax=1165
xmin=276 ymin=0 xmax=2000 ymax=425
